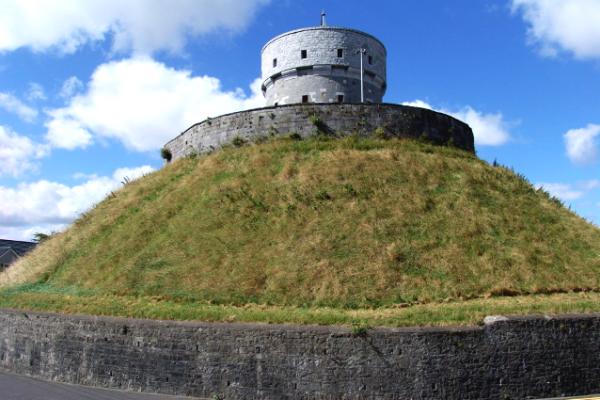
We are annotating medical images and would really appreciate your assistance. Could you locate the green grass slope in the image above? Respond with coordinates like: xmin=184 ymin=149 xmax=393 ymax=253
xmin=2 ymin=137 xmax=599 ymax=325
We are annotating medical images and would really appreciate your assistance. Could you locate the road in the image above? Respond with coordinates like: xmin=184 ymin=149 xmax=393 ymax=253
xmin=0 ymin=371 xmax=201 ymax=400
xmin=2 ymin=370 xmax=599 ymax=399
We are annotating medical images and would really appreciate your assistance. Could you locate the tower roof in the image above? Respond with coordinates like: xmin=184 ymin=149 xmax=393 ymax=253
xmin=261 ymin=26 xmax=387 ymax=55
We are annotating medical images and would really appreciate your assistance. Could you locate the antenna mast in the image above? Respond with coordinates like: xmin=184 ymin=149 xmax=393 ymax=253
xmin=320 ymin=10 xmax=327 ymax=26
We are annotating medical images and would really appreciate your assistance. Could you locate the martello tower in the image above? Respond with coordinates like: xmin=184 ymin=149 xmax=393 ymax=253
xmin=164 ymin=14 xmax=474 ymax=161
xmin=261 ymin=13 xmax=387 ymax=106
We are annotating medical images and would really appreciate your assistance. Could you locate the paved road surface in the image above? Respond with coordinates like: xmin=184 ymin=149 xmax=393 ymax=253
xmin=0 ymin=371 xmax=202 ymax=400
xmin=3 ymin=370 xmax=599 ymax=399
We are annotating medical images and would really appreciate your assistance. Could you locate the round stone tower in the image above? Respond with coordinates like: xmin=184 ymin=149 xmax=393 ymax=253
xmin=261 ymin=16 xmax=387 ymax=106
xmin=163 ymin=15 xmax=475 ymax=162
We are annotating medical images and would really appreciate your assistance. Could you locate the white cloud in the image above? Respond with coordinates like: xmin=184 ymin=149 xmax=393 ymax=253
xmin=512 ymin=0 xmax=600 ymax=60
xmin=0 ymin=165 xmax=154 ymax=240
xmin=564 ymin=123 xmax=600 ymax=165
xmin=45 ymin=57 xmax=264 ymax=152
xmin=536 ymin=180 xmax=600 ymax=201
xmin=26 ymin=82 xmax=46 ymax=101
xmin=45 ymin=110 xmax=93 ymax=150
xmin=582 ymin=180 xmax=600 ymax=190
xmin=0 ymin=225 xmax=66 ymax=242
xmin=0 ymin=125 xmax=48 ymax=177
xmin=0 ymin=0 xmax=269 ymax=55
xmin=59 ymin=76 xmax=83 ymax=99
xmin=536 ymin=183 xmax=584 ymax=201
xmin=452 ymin=107 xmax=510 ymax=146
xmin=0 ymin=92 xmax=38 ymax=122
xmin=402 ymin=100 xmax=511 ymax=146
xmin=402 ymin=99 xmax=433 ymax=109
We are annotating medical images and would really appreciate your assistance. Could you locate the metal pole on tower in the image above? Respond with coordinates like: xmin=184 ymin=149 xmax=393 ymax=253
xmin=359 ymin=49 xmax=366 ymax=103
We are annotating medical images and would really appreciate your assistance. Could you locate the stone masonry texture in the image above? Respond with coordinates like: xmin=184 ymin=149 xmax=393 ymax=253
xmin=163 ymin=103 xmax=475 ymax=161
xmin=261 ymin=27 xmax=386 ymax=105
xmin=0 ymin=309 xmax=599 ymax=399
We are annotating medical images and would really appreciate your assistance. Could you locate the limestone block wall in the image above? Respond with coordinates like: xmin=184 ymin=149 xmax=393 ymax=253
xmin=261 ymin=27 xmax=387 ymax=105
xmin=163 ymin=103 xmax=475 ymax=161
xmin=0 ymin=309 xmax=599 ymax=400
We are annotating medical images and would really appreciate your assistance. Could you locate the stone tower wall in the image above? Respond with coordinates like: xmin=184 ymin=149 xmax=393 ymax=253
xmin=261 ymin=27 xmax=387 ymax=105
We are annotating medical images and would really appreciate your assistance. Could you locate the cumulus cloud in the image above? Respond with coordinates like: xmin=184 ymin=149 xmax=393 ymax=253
xmin=45 ymin=57 xmax=264 ymax=152
xmin=402 ymin=99 xmax=432 ymax=110
xmin=536 ymin=180 xmax=599 ymax=201
xmin=45 ymin=110 xmax=93 ymax=150
xmin=512 ymin=0 xmax=600 ymax=59
xmin=0 ymin=125 xmax=48 ymax=177
xmin=402 ymin=100 xmax=511 ymax=146
xmin=0 ymin=92 xmax=38 ymax=122
xmin=59 ymin=76 xmax=84 ymax=99
xmin=26 ymin=83 xmax=46 ymax=101
xmin=0 ymin=0 xmax=269 ymax=55
xmin=564 ymin=123 xmax=600 ymax=165
xmin=536 ymin=183 xmax=584 ymax=201
xmin=0 ymin=165 xmax=154 ymax=240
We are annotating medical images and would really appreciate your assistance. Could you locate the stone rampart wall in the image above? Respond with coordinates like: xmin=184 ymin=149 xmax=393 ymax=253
xmin=1 ymin=309 xmax=599 ymax=399
xmin=163 ymin=103 xmax=475 ymax=161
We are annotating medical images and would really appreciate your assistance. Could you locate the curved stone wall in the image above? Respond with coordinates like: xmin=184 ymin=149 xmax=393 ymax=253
xmin=163 ymin=103 xmax=475 ymax=161
xmin=1 ymin=309 xmax=599 ymax=399
xmin=261 ymin=27 xmax=387 ymax=105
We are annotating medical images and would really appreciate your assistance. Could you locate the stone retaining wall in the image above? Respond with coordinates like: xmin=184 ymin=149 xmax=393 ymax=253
xmin=163 ymin=103 xmax=475 ymax=161
xmin=1 ymin=309 xmax=599 ymax=399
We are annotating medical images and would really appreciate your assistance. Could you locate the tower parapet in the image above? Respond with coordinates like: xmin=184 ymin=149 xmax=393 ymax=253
xmin=261 ymin=26 xmax=387 ymax=105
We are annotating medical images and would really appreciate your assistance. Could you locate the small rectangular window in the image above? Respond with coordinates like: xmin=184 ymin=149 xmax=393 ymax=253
xmin=273 ymin=58 xmax=277 ymax=67
xmin=368 ymin=55 xmax=373 ymax=65
xmin=337 ymin=95 xmax=344 ymax=103
xmin=302 ymin=95 xmax=309 ymax=103
xmin=337 ymin=48 xmax=343 ymax=58
xmin=301 ymin=49 xmax=307 ymax=59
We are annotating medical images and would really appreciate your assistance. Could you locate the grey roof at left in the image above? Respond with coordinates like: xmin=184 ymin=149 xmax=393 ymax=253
xmin=0 ymin=239 xmax=37 ymax=257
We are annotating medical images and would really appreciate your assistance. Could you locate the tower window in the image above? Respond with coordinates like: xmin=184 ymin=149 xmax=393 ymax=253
xmin=301 ymin=50 xmax=307 ymax=59
xmin=273 ymin=58 xmax=277 ymax=67
xmin=337 ymin=94 xmax=344 ymax=103
xmin=302 ymin=95 xmax=309 ymax=103
xmin=337 ymin=48 xmax=343 ymax=58
xmin=368 ymin=55 xmax=373 ymax=65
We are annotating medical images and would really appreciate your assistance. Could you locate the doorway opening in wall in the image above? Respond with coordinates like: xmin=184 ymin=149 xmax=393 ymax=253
xmin=273 ymin=58 xmax=277 ymax=67
xmin=301 ymin=50 xmax=307 ymax=59
xmin=302 ymin=95 xmax=309 ymax=103
xmin=274 ymin=102 xmax=278 ymax=106
xmin=337 ymin=48 xmax=343 ymax=57
xmin=337 ymin=95 xmax=344 ymax=103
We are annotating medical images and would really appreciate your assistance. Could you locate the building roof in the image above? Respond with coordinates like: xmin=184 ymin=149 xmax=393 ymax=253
xmin=0 ymin=247 xmax=20 ymax=266
xmin=0 ymin=239 xmax=37 ymax=257
xmin=261 ymin=26 xmax=387 ymax=55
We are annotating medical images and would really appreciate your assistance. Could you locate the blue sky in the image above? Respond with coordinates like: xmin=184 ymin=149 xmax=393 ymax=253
xmin=1 ymin=0 xmax=599 ymax=240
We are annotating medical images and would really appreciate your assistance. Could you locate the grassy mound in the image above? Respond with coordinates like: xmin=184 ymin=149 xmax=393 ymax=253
xmin=2 ymin=137 xmax=599 ymax=325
